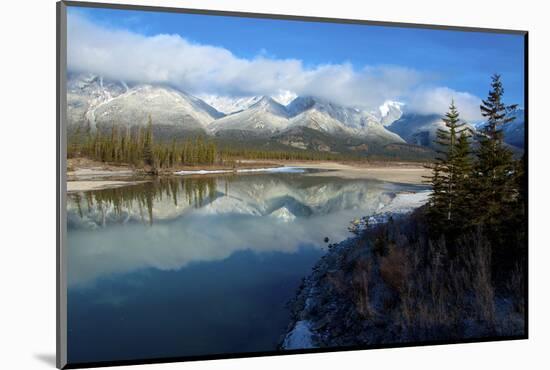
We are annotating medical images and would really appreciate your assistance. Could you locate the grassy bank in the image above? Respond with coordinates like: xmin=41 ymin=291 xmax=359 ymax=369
xmin=282 ymin=207 xmax=526 ymax=349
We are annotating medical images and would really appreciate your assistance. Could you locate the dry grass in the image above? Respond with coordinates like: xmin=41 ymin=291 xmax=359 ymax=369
xmin=307 ymin=208 xmax=524 ymax=345
xmin=359 ymin=219 xmax=503 ymax=340
xmin=506 ymin=264 xmax=525 ymax=315
xmin=352 ymin=257 xmax=374 ymax=318
xmin=379 ymin=245 xmax=410 ymax=294
xmin=397 ymin=230 xmax=498 ymax=338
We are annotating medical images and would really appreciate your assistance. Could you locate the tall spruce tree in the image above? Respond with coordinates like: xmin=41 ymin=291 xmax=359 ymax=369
xmin=426 ymin=101 xmax=472 ymax=233
xmin=143 ymin=114 xmax=155 ymax=168
xmin=473 ymin=74 xmax=517 ymax=225
xmin=453 ymin=131 xmax=474 ymax=224
xmin=169 ymin=138 xmax=177 ymax=168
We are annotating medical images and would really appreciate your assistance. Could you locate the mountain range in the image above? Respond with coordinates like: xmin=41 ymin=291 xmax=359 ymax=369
xmin=474 ymin=108 xmax=525 ymax=149
xmin=67 ymin=73 xmax=525 ymax=157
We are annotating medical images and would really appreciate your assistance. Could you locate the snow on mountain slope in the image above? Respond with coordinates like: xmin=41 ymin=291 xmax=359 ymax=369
xmin=287 ymin=96 xmax=380 ymax=128
xmin=91 ymin=85 xmax=222 ymax=131
xmin=67 ymin=74 xmax=224 ymax=133
xmin=198 ymin=95 xmax=263 ymax=115
xmin=199 ymin=91 xmax=297 ymax=115
xmin=476 ymin=108 xmax=525 ymax=149
xmin=387 ymin=113 xmax=444 ymax=147
xmin=271 ymin=90 xmax=298 ymax=106
xmin=67 ymin=73 xmax=406 ymax=147
xmin=210 ymin=96 xmax=290 ymax=135
xmin=378 ymin=100 xmax=404 ymax=126
xmin=287 ymin=96 xmax=404 ymax=144
xmin=67 ymin=73 xmax=128 ymax=129
xmin=501 ymin=108 xmax=525 ymax=149
xmin=388 ymin=112 xmax=476 ymax=148
xmin=288 ymin=108 xmax=351 ymax=135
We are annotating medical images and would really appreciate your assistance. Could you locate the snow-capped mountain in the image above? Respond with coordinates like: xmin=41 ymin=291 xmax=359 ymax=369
xmin=198 ymin=95 xmax=263 ymax=115
xmin=93 ymin=85 xmax=224 ymax=131
xmin=501 ymin=108 xmax=525 ymax=149
xmin=387 ymin=111 xmax=479 ymax=149
xmin=475 ymin=108 xmax=525 ymax=149
xmin=288 ymin=96 xmax=380 ymax=129
xmin=67 ymin=73 xmax=128 ymax=129
xmin=67 ymin=74 xmax=224 ymax=135
xmin=389 ymin=106 xmax=525 ymax=151
xmin=387 ymin=113 xmax=444 ymax=148
xmin=272 ymin=90 xmax=298 ymax=106
xmin=208 ymin=95 xmax=404 ymax=145
xmin=66 ymin=73 xmax=524 ymax=157
xmin=67 ymin=73 xmax=410 ymax=154
xmin=210 ymin=96 xmax=290 ymax=135
xmin=199 ymin=92 xmax=297 ymax=115
xmin=287 ymin=96 xmax=404 ymax=144
xmin=378 ymin=100 xmax=404 ymax=126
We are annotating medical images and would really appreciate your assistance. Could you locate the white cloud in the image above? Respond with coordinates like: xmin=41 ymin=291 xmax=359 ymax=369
xmin=407 ymin=87 xmax=483 ymax=121
xmin=67 ymin=13 xmax=483 ymax=121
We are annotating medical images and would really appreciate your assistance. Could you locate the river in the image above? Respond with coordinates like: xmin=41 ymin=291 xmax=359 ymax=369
xmin=66 ymin=168 xmax=429 ymax=363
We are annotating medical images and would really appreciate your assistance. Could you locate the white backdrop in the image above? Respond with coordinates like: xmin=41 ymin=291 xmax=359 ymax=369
xmin=1 ymin=0 xmax=548 ymax=369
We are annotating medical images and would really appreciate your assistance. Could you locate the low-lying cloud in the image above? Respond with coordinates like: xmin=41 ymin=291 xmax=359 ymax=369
xmin=67 ymin=12 xmax=483 ymax=121
xmin=407 ymin=87 xmax=483 ymax=121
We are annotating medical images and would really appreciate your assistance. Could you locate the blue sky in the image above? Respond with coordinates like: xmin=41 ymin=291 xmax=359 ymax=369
xmin=67 ymin=6 xmax=525 ymax=119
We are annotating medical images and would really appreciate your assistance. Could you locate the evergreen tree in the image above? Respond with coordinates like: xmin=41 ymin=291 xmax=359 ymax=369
xmin=426 ymin=101 xmax=471 ymax=232
xmin=142 ymin=115 xmax=155 ymax=168
xmin=425 ymin=162 xmax=446 ymax=231
xmin=452 ymin=131 xmax=474 ymax=224
xmin=169 ymin=138 xmax=177 ymax=168
xmin=110 ymin=125 xmax=119 ymax=162
xmin=473 ymin=74 xmax=517 ymax=225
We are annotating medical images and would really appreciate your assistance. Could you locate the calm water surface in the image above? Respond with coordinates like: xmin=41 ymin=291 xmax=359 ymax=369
xmin=67 ymin=170 xmax=424 ymax=363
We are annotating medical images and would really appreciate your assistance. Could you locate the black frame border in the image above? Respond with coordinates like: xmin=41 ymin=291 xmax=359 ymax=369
xmin=56 ymin=1 xmax=529 ymax=369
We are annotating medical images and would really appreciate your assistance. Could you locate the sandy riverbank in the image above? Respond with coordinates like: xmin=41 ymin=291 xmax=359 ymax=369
xmin=66 ymin=158 xmax=431 ymax=192
xmin=67 ymin=180 xmax=147 ymax=193
xmin=172 ymin=161 xmax=430 ymax=185
xmin=272 ymin=161 xmax=430 ymax=185
xmin=67 ymin=158 xmax=146 ymax=192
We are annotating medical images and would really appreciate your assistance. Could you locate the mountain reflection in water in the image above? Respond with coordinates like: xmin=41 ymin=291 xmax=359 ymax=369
xmin=66 ymin=171 xmax=427 ymax=363
xmin=67 ymin=172 xmax=425 ymax=286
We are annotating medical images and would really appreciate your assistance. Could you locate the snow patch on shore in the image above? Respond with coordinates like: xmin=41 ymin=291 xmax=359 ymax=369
xmin=349 ymin=190 xmax=431 ymax=233
xmin=174 ymin=169 xmax=231 ymax=175
xmin=282 ymin=320 xmax=316 ymax=349
xmin=174 ymin=167 xmax=305 ymax=176
xmin=378 ymin=190 xmax=430 ymax=214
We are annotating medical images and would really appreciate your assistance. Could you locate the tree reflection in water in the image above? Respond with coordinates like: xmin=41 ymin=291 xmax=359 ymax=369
xmin=68 ymin=176 xmax=220 ymax=226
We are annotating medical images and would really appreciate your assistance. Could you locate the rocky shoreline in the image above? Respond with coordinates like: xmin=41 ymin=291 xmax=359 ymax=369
xmin=279 ymin=194 xmax=433 ymax=350
xmin=280 ymin=213 xmax=400 ymax=350
xmin=280 ymin=207 xmax=525 ymax=350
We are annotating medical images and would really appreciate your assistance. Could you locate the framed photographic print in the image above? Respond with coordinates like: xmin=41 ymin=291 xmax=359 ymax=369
xmin=57 ymin=1 xmax=528 ymax=368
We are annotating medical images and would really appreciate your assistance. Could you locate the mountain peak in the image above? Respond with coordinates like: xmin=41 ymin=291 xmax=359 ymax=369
xmin=254 ymin=95 xmax=276 ymax=104
xmin=209 ymin=95 xmax=289 ymax=135
xmin=286 ymin=96 xmax=318 ymax=116
xmin=67 ymin=73 xmax=408 ymax=148
xmin=378 ymin=100 xmax=404 ymax=126
xmin=249 ymin=96 xmax=288 ymax=116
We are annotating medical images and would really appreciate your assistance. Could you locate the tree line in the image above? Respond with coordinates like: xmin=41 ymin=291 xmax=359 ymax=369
xmin=219 ymin=148 xmax=351 ymax=162
xmin=69 ymin=115 xmax=218 ymax=169
xmin=68 ymin=115 xmax=367 ymax=167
